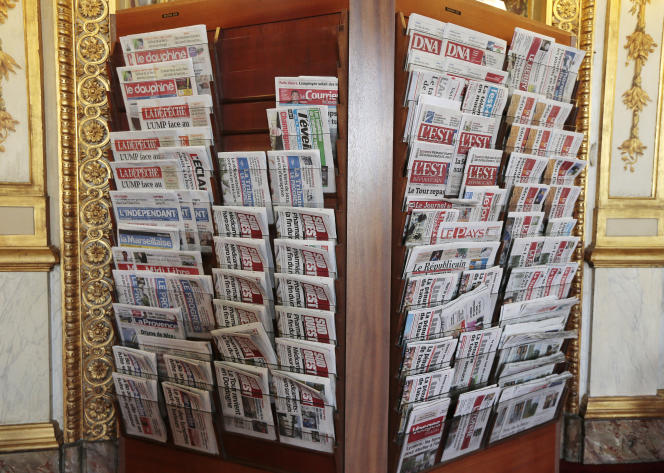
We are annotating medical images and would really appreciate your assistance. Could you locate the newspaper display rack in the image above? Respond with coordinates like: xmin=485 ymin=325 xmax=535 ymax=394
xmin=107 ymin=2 xmax=583 ymax=473
xmin=389 ymin=9 xmax=584 ymax=473
xmin=108 ymin=6 xmax=350 ymax=473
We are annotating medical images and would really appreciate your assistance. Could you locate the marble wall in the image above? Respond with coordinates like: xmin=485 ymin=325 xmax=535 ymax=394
xmin=589 ymin=268 xmax=664 ymax=396
xmin=0 ymin=272 xmax=52 ymax=424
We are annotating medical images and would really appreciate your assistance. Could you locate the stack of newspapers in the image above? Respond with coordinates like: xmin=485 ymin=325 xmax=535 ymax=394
xmin=396 ymin=14 xmax=583 ymax=473
xmin=110 ymin=24 xmax=220 ymax=455
xmin=208 ymin=76 xmax=339 ymax=452
xmin=109 ymin=23 xmax=340 ymax=453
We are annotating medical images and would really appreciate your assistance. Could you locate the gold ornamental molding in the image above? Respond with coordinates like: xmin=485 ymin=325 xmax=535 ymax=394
xmin=56 ymin=0 xmax=116 ymax=442
xmin=619 ymin=0 xmax=655 ymax=173
xmin=586 ymin=391 xmax=664 ymax=419
xmin=588 ymin=0 xmax=664 ymax=267
xmin=0 ymin=422 xmax=60 ymax=453
xmin=545 ymin=0 xmax=595 ymax=415
xmin=0 ymin=0 xmax=58 ymax=271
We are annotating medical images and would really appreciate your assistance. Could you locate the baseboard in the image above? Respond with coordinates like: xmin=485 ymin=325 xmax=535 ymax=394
xmin=0 ymin=422 xmax=60 ymax=452
xmin=585 ymin=391 xmax=664 ymax=419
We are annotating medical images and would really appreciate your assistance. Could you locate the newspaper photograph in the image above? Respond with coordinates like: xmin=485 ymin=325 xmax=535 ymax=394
xmin=120 ymin=24 xmax=213 ymax=94
xmin=214 ymin=361 xmax=276 ymax=440
xmin=211 ymin=322 xmax=277 ymax=366
xmin=213 ymin=299 xmax=272 ymax=333
xmin=401 ymin=336 xmax=458 ymax=376
xmin=401 ymin=272 xmax=461 ymax=311
xmin=113 ymin=373 xmax=167 ymax=442
xmin=213 ymin=236 xmax=273 ymax=273
xmin=117 ymin=223 xmax=181 ymax=251
xmin=113 ymin=345 xmax=158 ymax=377
xmin=490 ymin=373 xmax=570 ymax=442
xmin=162 ymin=382 xmax=219 ymax=454
xmin=276 ymin=337 xmax=337 ymax=378
xmin=212 ymin=268 xmax=271 ymax=305
xmin=275 ymin=273 xmax=336 ymax=311
xmin=175 ymin=190 xmax=201 ymax=250
xmin=113 ymin=303 xmax=185 ymax=345
xmin=403 ymin=241 xmax=500 ymax=276
xmin=271 ymin=105 xmax=335 ymax=193
xmin=137 ymin=95 xmax=213 ymax=131
xmin=397 ymin=397 xmax=450 ymax=473
xmin=441 ymin=385 xmax=499 ymax=461
xmin=112 ymin=246 xmax=203 ymax=274
xmin=110 ymin=130 xmax=177 ymax=161
xmin=212 ymin=205 xmax=269 ymax=239
xmin=267 ymin=150 xmax=324 ymax=208
xmin=272 ymin=370 xmax=335 ymax=452
xmin=275 ymin=206 xmax=337 ymax=241
xmin=274 ymin=239 xmax=337 ymax=277
xmin=275 ymin=305 xmax=336 ymax=344
xmin=117 ymin=58 xmax=197 ymax=130
xmin=403 ymin=209 xmax=460 ymax=246
xmin=545 ymin=217 xmax=577 ymax=236
xmin=458 ymin=148 xmax=502 ymax=196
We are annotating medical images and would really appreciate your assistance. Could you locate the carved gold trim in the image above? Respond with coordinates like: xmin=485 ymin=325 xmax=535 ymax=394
xmin=586 ymin=391 xmax=664 ymax=418
xmin=589 ymin=0 xmax=664 ymax=265
xmin=545 ymin=0 xmax=594 ymax=415
xmin=0 ymin=422 xmax=60 ymax=452
xmin=618 ymin=0 xmax=655 ymax=172
xmin=57 ymin=0 xmax=115 ymax=442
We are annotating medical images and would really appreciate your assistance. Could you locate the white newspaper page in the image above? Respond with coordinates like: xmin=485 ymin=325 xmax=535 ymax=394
xmin=267 ymin=150 xmax=324 ymax=208
xmin=213 ymin=299 xmax=272 ymax=333
xmin=218 ymin=152 xmax=272 ymax=220
xmin=137 ymin=95 xmax=213 ymax=131
xmin=274 ymin=239 xmax=337 ymax=277
xmin=113 ymin=373 xmax=167 ymax=442
xmin=275 ymin=305 xmax=337 ymax=344
xmin=162 ymin=382 xmax=219 ymax=454
xmin=117 ymin=223 xmax=181 ymax=251
xmin=212 ymin=268 xmax=271 ymax=305
xmin=110 ymin=130 xmax=177 ymax=161
xmin=275 ymin=273 xmax=336 ymax=311
xmin=275 ymin=206 xmax=337 ymax=241
xmin=214 ymin=361 xmax=276 ymax=440
xmin=212 ymin=206 xmax=269 ymax=239
xmin=113 ymin=303 xmax=185 ymax=345
xmin=401 ymin=272 xmax=461 ymax=311
xmin=403 ymin=241 xmax=500 ymax=276
xmin=112 ymin=246 xmax=203 ymax=274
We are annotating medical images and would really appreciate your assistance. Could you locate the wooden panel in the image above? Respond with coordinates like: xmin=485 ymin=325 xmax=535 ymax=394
xmin=344 ymin=0 xmax=394 ymax=472
xmin=120 ymin=436 xmax=267 ymax=473
xmin=220 ymin=15 xmax=341 ymax=100
xmin=431 ymin=422 xmax=560 ymax=473
xmin=115 ymin=0 xmax=348 ymax=36
xmin=395 ymin=0 xmax=572 ymax=44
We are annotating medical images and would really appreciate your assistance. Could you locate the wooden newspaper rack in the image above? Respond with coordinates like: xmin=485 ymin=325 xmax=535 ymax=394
xmin=108 ymin=1 xmax=582 ymax=473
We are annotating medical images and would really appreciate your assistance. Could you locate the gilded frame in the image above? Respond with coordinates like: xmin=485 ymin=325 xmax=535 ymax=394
xmin=55 ymin=0 xmax=596 ymax=442
xmin=0 ymin=0 xmax=58 ymax=270
xmin=588 ymin=0 xmax=664 ymax=267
